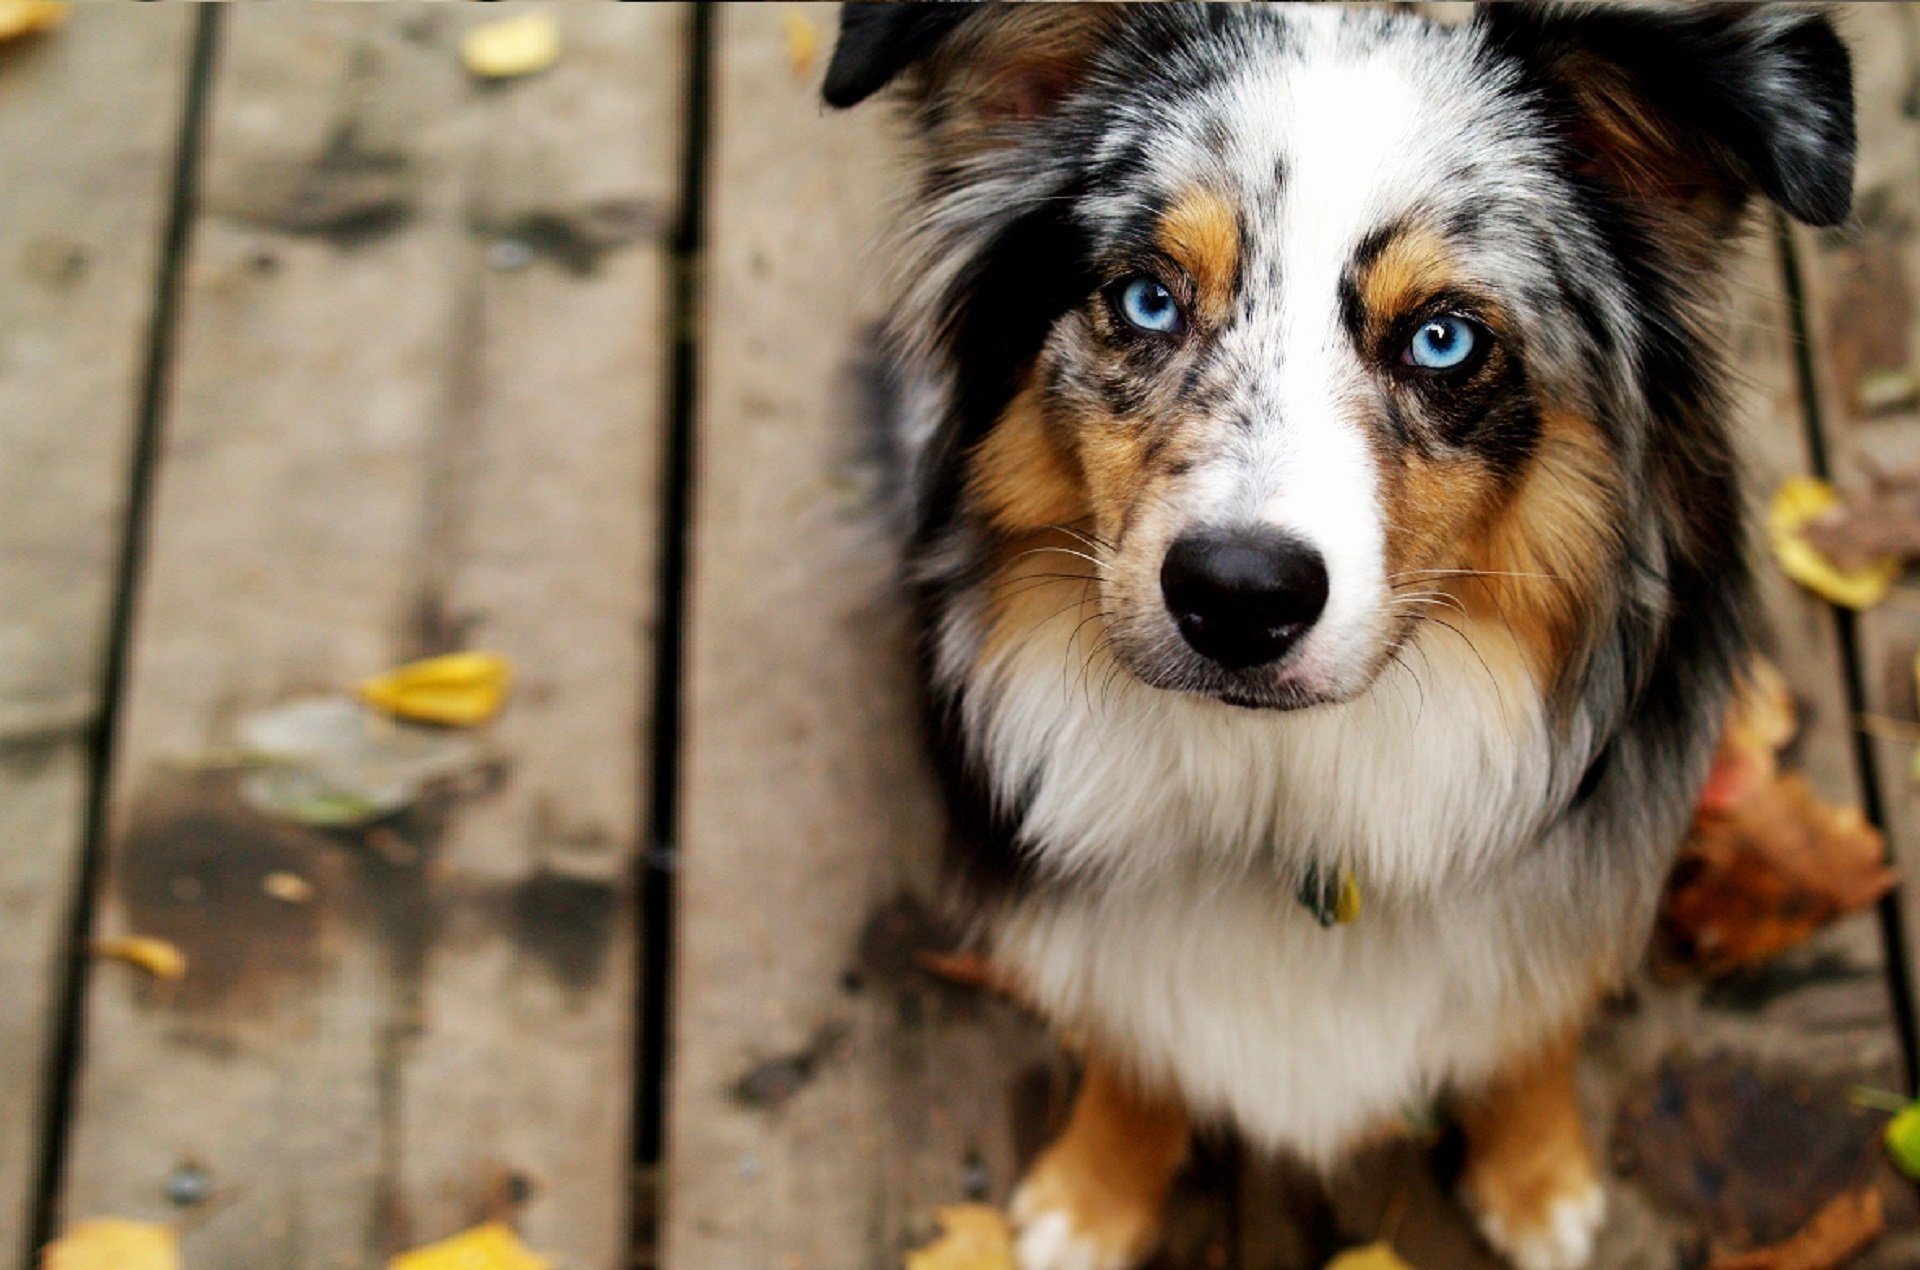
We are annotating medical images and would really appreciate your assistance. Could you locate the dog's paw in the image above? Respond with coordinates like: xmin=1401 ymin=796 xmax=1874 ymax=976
xmin=1465 ymin=1178 xmax=1605 ymax=1270
xmin=1008 ymin=1169 xmax=1158 ymax=1270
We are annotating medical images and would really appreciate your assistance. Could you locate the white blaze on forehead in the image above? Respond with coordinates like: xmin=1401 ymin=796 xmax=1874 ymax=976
xmin=1185 ymin=35 xmax=1473 ymax=678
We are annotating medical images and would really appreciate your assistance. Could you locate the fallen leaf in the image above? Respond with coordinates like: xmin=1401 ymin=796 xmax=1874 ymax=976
xmin=360 ymin=651 xmax=513 ymax=727
xmin=1769 ymin=477 xmax=1900 ymax=609
xmin=1885 ymin=1104 xmax=1920 ymax=1179
xmin=462 ymin=12 xmax=560 ymax=80
xmin=237 ymin=696 xmax=483 ymax=826
xmin=1856 ymin=369 xmax=1920 ymax=419
xmin=41 ymin=1220 xmax=179 ymax=1270
xmin=1663 ymin=772 xmax=1895 ymax=974
xmin=390 ymin=1223 xmax=551 ymax=1270
xmin=1325 ymin=1242 xmax=1416 ymax=1269
xmin=1799 ymin=470 xmax=1920 ymax=568
xmin=904 ymin=1204 xmax=1014 ymax=1270
xmin=90 ymin=936 xmax=186 ymax=982
xmin=1705 ymin=1187 xmax=1883 ymax=1270
xmin=782 ymin=7 xmax=819 ymax=78
xmin=1697 ymin=657 xmax=1796 ymax=817
xmin=0 ymin=0 xmax=65 ymax=43
xmin=262 ymin=871 xmax=313 ymax=903
xmin=914 ymin=949 xmax=1001 ymax=990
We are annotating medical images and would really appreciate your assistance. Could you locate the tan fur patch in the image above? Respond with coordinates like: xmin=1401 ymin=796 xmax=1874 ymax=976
xmin=1159 ymin=187 xmax=1241 ymax=322
xmin=969 ymin=384 xmax=1090 ymax=535
xmin=1356 ymin=225 xmax=1464 ymax=333
xmin=1456 ymin=1029 xmax=1601 ymax=1243
xmin=1012 ymin=1056 xmax=1190 ymax=1264
xmin=1380 ymin=406 xmax=1620 ymax=695
xmin=1457 ymin=410 xmax=1621 ymax=689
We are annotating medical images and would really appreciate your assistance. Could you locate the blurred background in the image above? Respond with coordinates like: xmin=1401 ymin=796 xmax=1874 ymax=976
xmin=7 ymin=4 xmax=1920 ymax=1268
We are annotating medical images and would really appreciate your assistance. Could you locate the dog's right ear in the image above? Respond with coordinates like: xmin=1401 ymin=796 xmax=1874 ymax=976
xmin=823 ymin=3 xmax=977 ymax=108
xmin=823 ymin=1 xmax=1120 ymax=131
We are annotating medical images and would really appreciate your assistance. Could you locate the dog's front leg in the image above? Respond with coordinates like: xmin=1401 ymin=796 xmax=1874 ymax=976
xmin=1456 ymin=1031 xmax=1605 ymax=1270
xmin=1010 ymin=1056 xmax=1189 ymax=1270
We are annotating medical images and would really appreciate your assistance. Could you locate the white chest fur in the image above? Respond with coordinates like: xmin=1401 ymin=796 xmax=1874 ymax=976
xmin=968 ymin=618 xmax=1602 ymax=1160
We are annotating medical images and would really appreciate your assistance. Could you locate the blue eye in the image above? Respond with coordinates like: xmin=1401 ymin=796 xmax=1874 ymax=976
xmin=1403 ymin=314 xmax=1480 ymax=370
xmin=1116 ymin=276 xmax=1184 ymax=335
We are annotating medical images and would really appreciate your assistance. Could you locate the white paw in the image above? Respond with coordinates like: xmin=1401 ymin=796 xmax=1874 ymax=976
xmin=1009 ymin=1185 xmax=1144 ymax=1270
xmin=1472 ymin=1182 xmax=1605 ymax=1270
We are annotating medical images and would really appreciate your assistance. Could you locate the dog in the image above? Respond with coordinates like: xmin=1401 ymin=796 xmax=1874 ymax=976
xmin=823 ymin=4 xmax=1855 ymax=1267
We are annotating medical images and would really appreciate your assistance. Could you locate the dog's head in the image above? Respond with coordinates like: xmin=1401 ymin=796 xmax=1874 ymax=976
xmin=829 ymin=2 xmax=1853 ymax=712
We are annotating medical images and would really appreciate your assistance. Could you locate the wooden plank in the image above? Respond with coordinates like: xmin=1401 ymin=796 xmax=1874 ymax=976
xmin=54 ymin=6 xmax=683 ymax=1265
xmin=0 ymin=8 xmax=197 ymax=1263
xmin=662 ymin=7 xmax=1113 ymax=1267
xmin=1796 ymin=0 xmax=1920 ymax=1054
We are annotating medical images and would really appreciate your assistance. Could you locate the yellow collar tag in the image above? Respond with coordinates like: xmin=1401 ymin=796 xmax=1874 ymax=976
xmin=1297 ymin=863 xmax=1362 ymax=927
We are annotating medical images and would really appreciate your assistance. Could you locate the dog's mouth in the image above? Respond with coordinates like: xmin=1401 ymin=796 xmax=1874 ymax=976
xmin=1122 ymin=654 xmax=1354 ymax=713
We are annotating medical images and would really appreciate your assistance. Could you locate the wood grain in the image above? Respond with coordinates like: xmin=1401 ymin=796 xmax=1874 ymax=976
xmin=55 ymin=7 xmax=682 ymax=1265
xmin=662 ymin=7 xmax=1073 ymax=1267
xmin=1794 ymin=0 xmax=1920 ymax=1055
xmin=0 ymin=8 xmax=196 ymax=1263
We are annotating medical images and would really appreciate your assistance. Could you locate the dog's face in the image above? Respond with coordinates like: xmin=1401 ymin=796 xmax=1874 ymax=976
xmin=830 ymin=3 xmax=1854 ymax=712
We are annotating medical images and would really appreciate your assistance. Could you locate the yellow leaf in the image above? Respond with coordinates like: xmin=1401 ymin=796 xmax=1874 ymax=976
xmin=0 ymin=0 xmax=66 ymax=43
xmin=390 ymin=1223 xmax=551 ymax=1270
xmin=1887 ymin=1104 xmax=1920 ymax=1179
xmin=1768 ymin=477 xmax=1899 ymax=609
xmin=1325 ymin=1241 xmax=1416 ymax=1270
xmin=904 ymin=1204 xmax=1014 ymax=1270
xmin=90 ymin=936 xmax=186 ymax=982
xmin=462 ymin=12 xmax=560 ymax=80
xmin=359 ymin=652 xmax=513 ymax=726
xmin=42 ymin=1220 xmax=179 ymax=1270
xmin=782 ymin=7 xmax=819 ymax=78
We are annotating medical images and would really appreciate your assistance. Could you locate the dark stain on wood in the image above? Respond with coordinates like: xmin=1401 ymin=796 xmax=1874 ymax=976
xmin=855 ymin=891 xmax=963 ymax=988
xmin=469 ymin=199 xmax=664 ymax=277
xmin=115 ymin=774 xmax=338 ymax=1019
xmin=508 ymin=867 xmax=619 ymax=990
xmin=728 ymin=1020 xmax=851 ymax=1111
xmin=1612 ymin=1054 xmax=1889 ymax=1248
xmin=214 ymin=121 xmax=418 ymax=247
xmin=1700 ymin=950 xmax=1880 ymax=1013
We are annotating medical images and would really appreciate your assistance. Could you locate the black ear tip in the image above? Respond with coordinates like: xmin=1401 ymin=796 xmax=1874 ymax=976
xmin=821 ymin=3 xmax=977 ymax=109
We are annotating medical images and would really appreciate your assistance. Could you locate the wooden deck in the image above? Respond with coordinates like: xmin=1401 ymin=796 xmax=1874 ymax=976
xmin=5 ymin=5 xmax=1920 ymax=1267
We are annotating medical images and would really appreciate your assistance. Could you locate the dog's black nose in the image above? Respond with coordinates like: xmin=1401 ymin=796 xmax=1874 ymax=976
xmin=1160 ymin=529 xmax=1328 ymax=669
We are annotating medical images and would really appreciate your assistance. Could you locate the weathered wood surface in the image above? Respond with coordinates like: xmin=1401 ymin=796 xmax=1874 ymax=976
xmin=5 ymin=3 xmax=1917 ymax=1269
xmin=54 ymin=7 xmax=683 ymax=1266
xmin=0 ymin=8 xmax=197 ymax=1263
xmin=1797 ymin=0 xmax=1920 ymax=1051
xmin=661 ymin=5 xmax=1084 ymax=1267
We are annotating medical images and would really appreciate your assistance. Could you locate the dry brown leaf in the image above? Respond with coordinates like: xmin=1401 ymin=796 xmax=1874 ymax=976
xmin=90 ymin=936 xmax=187 ymax=982
xmin=904 ymin=1204 xmax=1014 ymax=1270
xmin=1663 ymin=773 xmax=1895 ymax=974
xmin=1706 ymin=1187 xmax=1884 ymax=1270
xmin=41 ymin=1220 xmax=179 ymax=1270
xmin=389 ymin=1223 xmax=551 ymax=1270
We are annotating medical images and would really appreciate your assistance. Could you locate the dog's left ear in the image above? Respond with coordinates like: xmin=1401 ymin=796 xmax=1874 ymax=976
xmin=1480 ymin=2 xmax=1856 ymax=227
xmin=823 ymin=3 xmax=978 ymax=109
